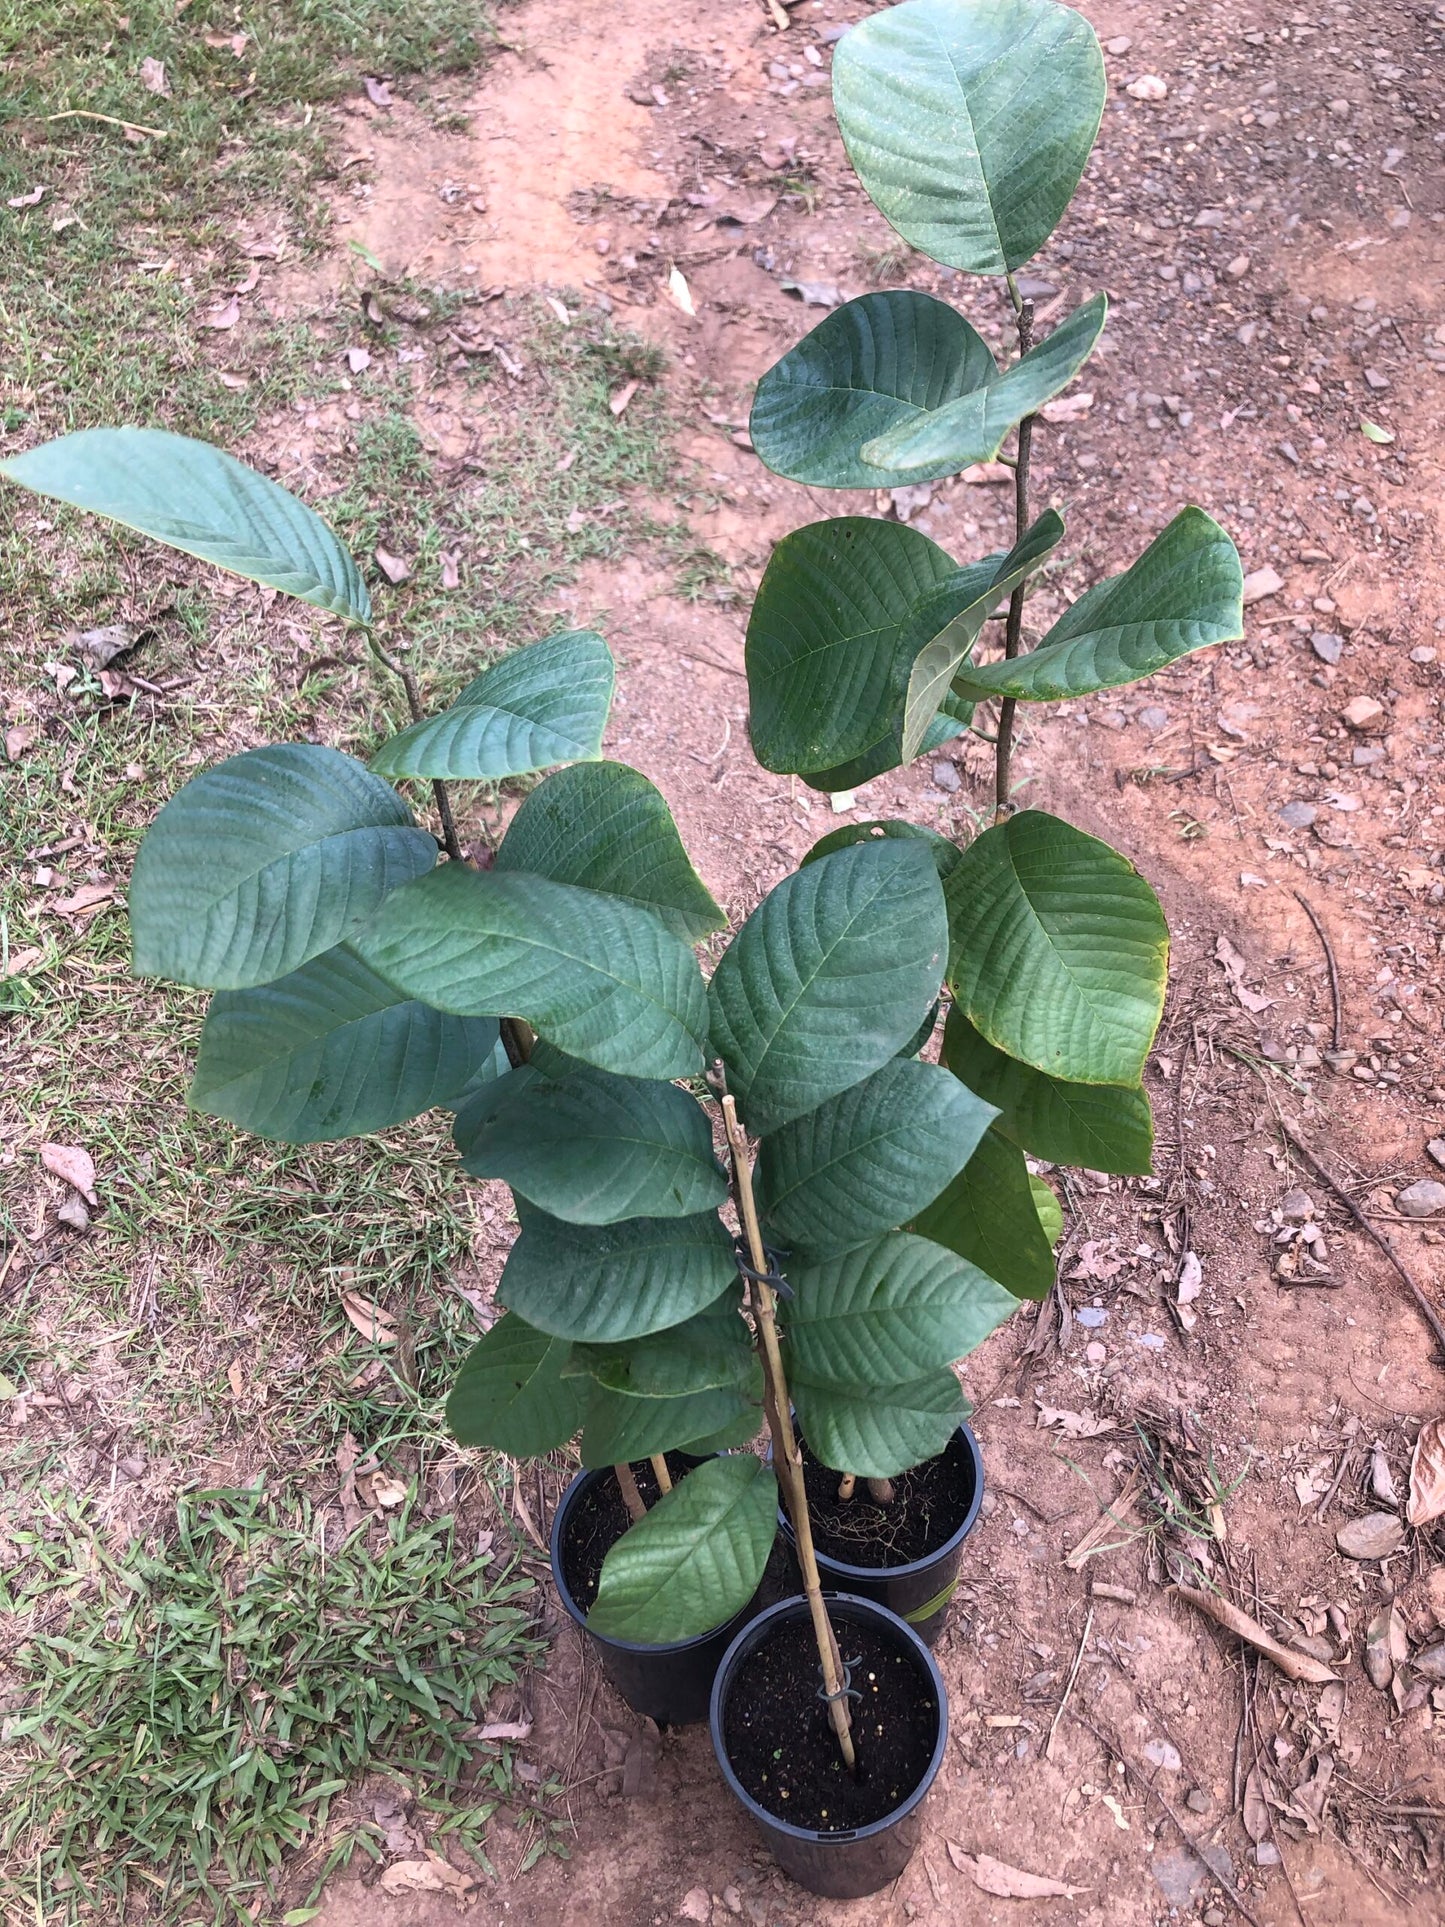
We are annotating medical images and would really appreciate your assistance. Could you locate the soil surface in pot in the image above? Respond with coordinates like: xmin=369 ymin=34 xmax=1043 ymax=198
xmin=559 ymin=1455 xmax=689 ymax=1613
xmin=801 ymin=1434 xmax=975 ymax=1570
xmin=722 ymin=1617 xmax=937 ymax=1832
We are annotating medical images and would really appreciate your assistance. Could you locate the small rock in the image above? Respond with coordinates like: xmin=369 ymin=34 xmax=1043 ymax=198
xmin=1398 ymin=1180 xmax=1445 ymax=1218
xmin=1224 ymin=254 xmax=1251 ymax=281
xmin=1255 ymin=1843 xmax=1281 ymax=1868
xmin=1126 ymin=74 xmax=1168 ymax=101
xmin=1279 ymin=1190 xmax=1316 ymax=1225
xmin=930 ymin=758 xmax=960 ymax=794
xmin=1335 ymin=1513 xmax=1405 ymax=1561
xmin=1310 ymin=631 xmax=1343 ymax=665
xmin=1341 ymin=695 xmax=1385 ymax=731
xmin=1324 ymin=1048 xmax=1357 ymax=1074
xmin=1187 ymin=1790 xmax=1211 ymax=1816
xmin=678 ymin=1889 xmax=711 ymax=1924
xmin=1328 ymin=97 xmax=1351 ymax=118
xmin=1151 ymin=1847 xmax=1208 ymax=1909
xmin=55 ymin=1196 xmax=91 ymax=1232
xmin=1241 ymin=565 xmax=1284 ymax=605
xmin=1203 ymin=1912 xmax=1226 ymax=1927
xmin=1364 ymin=368 xmax=1390 ymax=392
xmin=1279 ymin=801 xmax=1317 ymax=830
xmin=1427 ymin=1139 xmax=1445 ymax=1171
xmin=1143 ymin=1738 xmax=1182 ymax=1772
xmin=1370 ymin=1444 xmax=1399 ymax=1506
xmin=1410 ymin=645 xmax=1438 ymax=665
xmin=722 ymin=1888 xmax=743 ymax=1917
xmin=1138 ymin=704 xmax=1168 ymax=731
xmin=1106 ymin=34 xmax=1132 ymax=54
xmin=1413 ymin=1643 xmax=1445 ymax=1681
xmin=1085 ymin=1340 xmax=1107 ymax=1364
xmin=1076 ymin=1306 xmax=1108 ymax=1328
xmin=1352 ymin=745 xmax=1386 ymax=767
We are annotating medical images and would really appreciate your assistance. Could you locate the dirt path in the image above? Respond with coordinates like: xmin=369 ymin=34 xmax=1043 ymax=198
xmin=309 ymin=2 xmax=1445 ymax=1921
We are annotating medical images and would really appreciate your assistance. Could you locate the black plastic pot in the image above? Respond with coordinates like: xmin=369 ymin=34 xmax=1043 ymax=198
xmin=550 ymin=1465 xmax=759 ymax=1726
xmin=710 ymin=1593 xmax=948 ymax=1898
xmin=778 ymin=1422 xmax=984 ymax=1646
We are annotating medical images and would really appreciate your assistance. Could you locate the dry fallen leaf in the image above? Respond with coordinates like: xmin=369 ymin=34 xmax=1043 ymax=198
xmin=4 ymin=725 xmax=38 ymax=760
xmin=140 ymin=56 xmax=171 ymax=97
xmin=439 ymin=549 xmax=461 ymax=591
xmin=1173 ymin=1584 xmax=1338 ymax=1684
xmin=374 ymin=547 xmax=411 ymax=586
xmin=8 ymin=185 xmax=45 ymax=209
xmin=1242 ymin=1767 xmax=1271 ymax=1843
xmin=227 ymin=1358 xmax=244 ymax=1400
xmin=609 ymin=378 xmax=640 ymax=417
xmin=544 ymin=294 xmax=571 ymax=325
xmin=476 ymin=1719 xmax=532 ymax=1742
xmin=41 ymin=1142 xmax=99 ymax=1206
xmin=666 ymin=266 xmax=696 ymax=317
xmin=1406 ymin=1417 xmax=1445 ymax=1528
xmin=341 ymin=1290 xmax=397 ymax=1345
xmin=2 ymin=948 xmax=44 ymax=980
xmin=1214 ymin=932 xmax=1274 ymax=1013
xmin=52 ymin=881 xmax=116 ymax=916
xmin=377 ymin=1854 xmax=475 ymax=1898
xmin=67 ymin=622 xmax=136 ymax=668
xmin=370 ymin=1472 xmax=408 ymax=1509
xmin=945 ymin=1843 xmax=1082 ymax=1899
xmin=1067 ymin=1238 xmax=1126 ymax=1283
xmin=204 ymin=296 xmax=240 ymax=331
xmin=363 ymin=75 xmax=393 ymax=108
xmin=346 ymin=345 xmax=371 ymax=374
xmin=1036 ymin=1400 xmax=1113 ymax=1439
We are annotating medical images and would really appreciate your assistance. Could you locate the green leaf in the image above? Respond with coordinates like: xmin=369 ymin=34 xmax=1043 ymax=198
xmin=453 ymin=1066 xmax=726 ymax=1222
xmin=802 ymin=819 xmax=962 ymax=885
xmin=587 ymin=1455 xmax=778 ymax=1642
xmin=792 ymin=1369 xmax=965 ymax=1480
xmin=708 ymin=840 xmax=949 ymax=1134
xmin=446 ymin=1313 xmax=585 ymax=1455
xmin=131 ymin=745 xmax=436 ymax=990
xmin=579 ymin=1383 xmax=760 ymax=1470
xmin=676 ymin=1406 xmax=767 ymax=1455
xmin=944 ymin=810 xmax=1168 ymax=1086
xmin=354 ymin=864 xmax=709 ymax=1081
xmin=0 ymin=427 xmax=370 ymax=622
xmin=951 ymin=509 xmax=1244 ymax=704
xmin=1360 ymin=419 xmax=1394 ymax=446
xmin=567 ymin=1295 xmax=754 ymax=1397
xmin=189 ymin=944 xmax=500 ymax=1143
xmin=900 ymin=511 xmax=1063 ymax=762
xmin=783 ymin=1232 xmax=1016 ymax=1385
xmin=746 ymin=518 xmax=1004 ymax=777
xmin=860 ymin=296 xmax=1107 ymax=474
xmin=942 ymin=1005 xmax=1154 ymax=1174
xmin=912 ymin=1121 xmax=1055 ymax=1300
xmin=832 ymin=0 xmax=1106 ymax=276
xmin=758 ymin=1059 xmax=996 ymax=1257
xmin=1030 ymin=1175 xmax=1064 ymax=1247
xmin=369 ymin=630 xmax=613 ymax=781
xmin=799 ymin=698 xmax=973 ymax=795
xmin=494 ymin=761 xmax=723 ymax=941
xmin=497 ymin=1203 xmax=737 ymax=1343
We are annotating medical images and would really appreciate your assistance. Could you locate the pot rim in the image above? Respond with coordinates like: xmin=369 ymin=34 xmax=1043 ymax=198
xmin=550 ymin=1462 xmax=745 ymax=1658
xmin=709 ymin=1592 xmax=949 ymax=1845
xmin=778 ymin=1421 xmax=984 ymax=1583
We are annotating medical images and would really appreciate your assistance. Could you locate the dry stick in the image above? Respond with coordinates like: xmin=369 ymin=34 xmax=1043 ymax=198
xmin=648 ymin=1454 xmax=673 ymax=1495
xmin=1278 ymin=1120 xmax=1445 ymax=1362
xmin=364 ymin=632 xmax=464 ymax=862
xmin=993 ymin=274 xmax=1036 ymax=823
xmin=721 ymin=1095 xmax=856 ymax=1770
xmin=46 ymin=108 xmax=168 ymax=139
xmin=1293 ymin=890 xmax=1343 ymax=1051
xmin=614 ymin=1462 xmax=646 ymax=1525
xmin=1045 ymin=1602 xmax=1093 ymax=1762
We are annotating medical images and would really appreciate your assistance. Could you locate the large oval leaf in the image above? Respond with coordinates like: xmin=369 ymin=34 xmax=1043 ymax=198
xmin=497 ymin=1204 xmax=737 ymax=1343
xmin=453 ymin=1066 xmax=726 ymax=1222
xmin=801 ymin=819 xmax=962 ymax=885
xmin=951 ymin=509 xmax=1244 ymax=703
xmin=579 ymin=1383 xmax=759 ymax=1471
xmin=708 ymin=840 xmax=948 ymax=1134
xmin=945 ymin=810 xmax=1168 ymax=1086
xmin=189 ymin=943 xmax=499 ymax=1143
xmin=752 ymin=290 xmax=1105 ymax=487
xmin=943 ymin=1006 xmax=1153 ymax=1175
xmin=0 ymin=427 xmax=369 ymax=622
xmin=131 ymin=745 xmax=436 ymax=990
xmin=587 ymin=1455 xmax=778 ymax=1642
xmin=783 ymin=1232 xmax=1016 ymax=1386
xmin=758 ymin=1058 xmax=995 ymax=1257
xmin=354 ymin=865 xmax=708 ymax=1081
xmin=567 ymin=1295 xmax=754 ymax=1398
xmin=494 ymin=762 xmax=723 ymax=941
xmin=369 ymin=630 xmax=613 ymax=781
xmin=446 ymin=1313 xmax=584 ymax=1455
xmin=912 ymin=1120 xmax=1055 ymax=1300
xmin=792 ymin=1369 xmax=966 ymax=1480
xmin=832 ymin=0 xmax=1106 ymax=276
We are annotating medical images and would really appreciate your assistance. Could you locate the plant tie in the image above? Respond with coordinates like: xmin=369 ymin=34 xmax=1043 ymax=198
xmin=732 ymin=1235 xmax=794 ymax=1301
xmin=816 ymin=1654 xmax=863 ymax=1707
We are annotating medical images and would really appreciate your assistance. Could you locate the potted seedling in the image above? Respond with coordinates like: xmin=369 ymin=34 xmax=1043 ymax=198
xmin=2 ymin=0 xmax=1246 ymax=1893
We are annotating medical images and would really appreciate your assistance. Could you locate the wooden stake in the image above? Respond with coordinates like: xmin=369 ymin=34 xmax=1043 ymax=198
xmin=722 ymin=1095 xmax=855 ymax=1770
xmin=649 ymin=1454 xmax=673 ymax=1494
xmin=614 ymin=1462 xmax=646 ymax=1524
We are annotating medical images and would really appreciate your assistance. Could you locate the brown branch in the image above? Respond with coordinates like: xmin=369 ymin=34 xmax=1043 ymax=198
xmin=994 ymin=275 xmax=1035 ymax=823
xmin=1292 ymin=891 xmax=1342 ymax=1051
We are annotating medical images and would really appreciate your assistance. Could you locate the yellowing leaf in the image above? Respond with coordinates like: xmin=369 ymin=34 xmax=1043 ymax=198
xmin=41 ymin=1142 xmax=99 ymax=1206
xmin=945 ymin=1844 xmax=1083 ymax=1899
xmin=341 ymin=1291 xmax=397 ymax=1345
xmin=1407 ymin=1416 xmax=1445 ymax=1528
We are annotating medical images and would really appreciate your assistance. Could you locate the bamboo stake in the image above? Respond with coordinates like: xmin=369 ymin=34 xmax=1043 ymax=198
xmin=614 ymin=1462 xmax=646 ymax=1524
xmin=649 ymin=1454 xmax=673 ymax=1494
xmin=722 ymin=1096 xmax=855 ymax=1769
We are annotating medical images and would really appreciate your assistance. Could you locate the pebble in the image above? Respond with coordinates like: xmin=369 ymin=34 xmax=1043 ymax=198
xmin=1397 ymin=1179 xmax=1445 ymax=1219
xmin=1085 ymin=1341 xmax=1107 ymax=1364
xmin=1410 ymin=645 xmax=1438 ymax=664
xmin=1280 ymin=1190 xmax=1316 ymax=1224
xmin=1328 ymin=98 xmax=1352 ymax=117
xmin=1241 ymin=565 xmax=1284 ymax=604
xmin=1352 ymin=745 xmax=1386 ymax=767
xmin=931 ymin=759 xmax=960 ymax=793
xmin=1143 ymin=1738 xmax=1182 ymax=1771
xmin=1076 ymin=1306 xmax=1108 ymax=1328
xmin=1127 ymin=75 xmax=1168 ymax=101
xmin=1279 ymin=801 xmax=1317 ymax=829
xmin=1428 ymin=1139 xmax=1445 ymax=1171
xmin=1188 ymin=1792 xmax=1211 ymax=1817
xmin=1255 ymin=1843 xmax=1281 ymax=1868
xmin=1224 ymin=253 xmax=1251 ymax=281
xmin=1336 ymin=1513 xmax=1406 ymax=1561
xmin=1341 ymin=695 xmax=1385 ymax=730
xmin=1310 ymin=631 xmax=1343 ymax=665
xmin=1414 ymin=1643 xmax=1445 ymax=1681
xmin=1138 ymin=704 xmax=1169 ymax=731
xmin=1106 ymin=34 xmax=1132 ymax=54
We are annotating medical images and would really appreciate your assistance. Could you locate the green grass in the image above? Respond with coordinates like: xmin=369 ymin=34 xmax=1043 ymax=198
xmin=0 ymin=1483 xmax=554 ymax=1922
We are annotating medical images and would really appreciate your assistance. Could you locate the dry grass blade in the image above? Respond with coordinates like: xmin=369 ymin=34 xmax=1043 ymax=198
xmin=1173 ymin=1584 xmax=1339 ymax=1684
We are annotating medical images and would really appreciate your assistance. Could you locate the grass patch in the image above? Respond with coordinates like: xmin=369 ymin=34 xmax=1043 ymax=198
xmin=0 ymin=1483 xmax=551 ymax=1922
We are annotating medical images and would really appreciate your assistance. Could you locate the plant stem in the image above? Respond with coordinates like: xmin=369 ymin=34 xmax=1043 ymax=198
xmin=614 ymin=1462 xmax=646 ymax=1524
xmin=721 ymin=1096 xmax=856 ymax=1771
xmin=994 ymin=273 xmax=1036 ymax=824
xmin=837 ymin=1474 xmax=856 ymax=1502
xmin=866 ymin=1477 xmax=896 ymax=1504
xmin=649 ymin=1454 xmax=673 ymax=1494
xmin=364 ymin=630 xmax=464 ymax=862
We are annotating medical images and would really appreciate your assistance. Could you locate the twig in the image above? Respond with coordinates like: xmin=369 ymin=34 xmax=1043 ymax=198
xmin=1293 ymin=892 xmax=1342 ymax=1050
xmin=994 ymin=273 xmax=1035 ymax=821
xmin=46 ymin=109 xmax=168 ymax=139
xmin=1172 ymin=1584 xmax=1338 ymax=1685
xmin=722 ymin=1094 xmax=855 ymax=1770
xmin=1278 ymin=1121 xmax=1445 ymax=1363
xmin=364 ymin=632 xmax=464 ymax=862
xmin=1045 ymin=1603 xmax=1092 ymax=1761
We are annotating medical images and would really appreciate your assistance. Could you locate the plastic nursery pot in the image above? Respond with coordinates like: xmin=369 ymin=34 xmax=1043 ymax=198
xmin=777 ymin=1424 xmax=984 ymax=1646
xmin=710 ymin=1593 xmax=948 ymax=1899
xmin=550 ymin=1459 xmax=763 ymax=1727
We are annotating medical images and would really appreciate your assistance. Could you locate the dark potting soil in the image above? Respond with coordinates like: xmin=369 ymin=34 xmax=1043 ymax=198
xmin=558 ymin=1456 xmax=691 ymax=1614
xmin=722 ymin=1615 xmax=938 ymax=1832
xmin=800 ymin=1431 xmax=975 ymax=1570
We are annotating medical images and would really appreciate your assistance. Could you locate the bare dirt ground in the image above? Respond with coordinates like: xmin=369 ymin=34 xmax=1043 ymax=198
xmin=30 ymin=1 xmax=1445 ymax=1921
